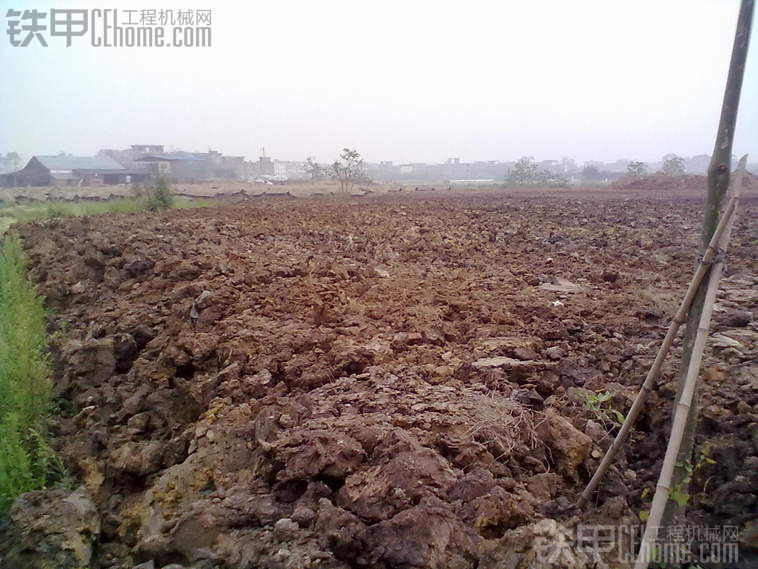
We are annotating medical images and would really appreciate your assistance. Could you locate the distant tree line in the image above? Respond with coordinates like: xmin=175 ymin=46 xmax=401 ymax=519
xmin=623 ymin=154 xmax=686 ymax=178
xmin=503 ymin=153 xmax=693 ymax=187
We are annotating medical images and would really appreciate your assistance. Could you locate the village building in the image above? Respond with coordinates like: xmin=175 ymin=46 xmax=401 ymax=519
xmin=0 ymin=155 xmax=151 ymax=187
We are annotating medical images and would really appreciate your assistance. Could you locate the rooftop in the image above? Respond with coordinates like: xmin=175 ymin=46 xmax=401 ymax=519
xmin=136 ymin=152 xmax=202 ymax=162
xmin=36 ymin=155 xmax=126 ymax=171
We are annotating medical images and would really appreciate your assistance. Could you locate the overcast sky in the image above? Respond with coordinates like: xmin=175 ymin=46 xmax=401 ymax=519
xmin=1 ymin=0 xmax=755 ymax=164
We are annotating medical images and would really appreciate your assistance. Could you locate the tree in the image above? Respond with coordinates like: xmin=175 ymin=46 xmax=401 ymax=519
xmin=540 ymin=170 xmax=569 ymax=187
xmin=661 ymin=154 xmax=685 ymax=176
xmin=626 ymin=160 xmax=647 ymax=177
xmin=506 ymin=157 xmax=540 ymax=186
xmin=305 ymin=157 xmax=323 ymax=182
xmin=506 ymin=156 xmax=568 ymax=188
xmin=330 ymin=148 xmax=365 ymax=193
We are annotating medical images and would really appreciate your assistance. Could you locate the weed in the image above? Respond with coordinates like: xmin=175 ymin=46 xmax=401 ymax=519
xmin=669 ymin=445 xmax=717 ymax=508
xmin=579 ymin=389 xmax=626 ymax=426
xmin=636 ymin=445 xmax=717 ymax=521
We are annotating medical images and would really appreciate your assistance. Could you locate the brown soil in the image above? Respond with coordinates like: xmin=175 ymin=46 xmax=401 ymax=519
xmin=8 ymin=189 xmax=758 ymax=568
xmin=613 ymin=174 xmax=708 ymax=191
xmin=613 ymin=172 xmax=758 ymax=192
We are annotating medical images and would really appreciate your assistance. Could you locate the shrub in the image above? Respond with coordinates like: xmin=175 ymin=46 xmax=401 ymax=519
xmin=146 ymin=176 xmax=174 ymax=211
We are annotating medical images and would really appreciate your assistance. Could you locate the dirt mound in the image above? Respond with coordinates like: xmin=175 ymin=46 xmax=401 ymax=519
xmin=613 ymin=174 xmax=707 ymax=191
xmin=5 ymin=192 xmax=757 ymax=568
xmin=614 ymin=171 xmax=758 ymax=192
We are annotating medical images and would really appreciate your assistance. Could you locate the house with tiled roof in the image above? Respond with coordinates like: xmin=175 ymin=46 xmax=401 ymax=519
xmin=0 ymin=155 xmax=151 ymax=187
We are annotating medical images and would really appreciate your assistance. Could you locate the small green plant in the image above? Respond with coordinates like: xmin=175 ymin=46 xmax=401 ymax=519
xmin=669 ymin=445 xmax=717 ymax=508
xmin=580 ymin=389 xmax=626 ymax=426
xmin=146 ymin=176 xmax=174 ymax=211
xmin=49 ymin=396 xmax=75 ymax=418
xmin=638 ymin=486 xmax=651 ymax=521
xmin=637 ymin=445 xmax=717 ymax=521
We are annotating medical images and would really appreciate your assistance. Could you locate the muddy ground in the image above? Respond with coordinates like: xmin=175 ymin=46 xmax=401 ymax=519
xmin=2 ymin=188 xmax=757 ymax=569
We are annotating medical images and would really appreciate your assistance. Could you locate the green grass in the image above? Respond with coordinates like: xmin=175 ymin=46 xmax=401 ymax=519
xmin=0 ymin=196 xmax=216 ymax=234
xmin=0 ymin=233 xmax=62 ymax=512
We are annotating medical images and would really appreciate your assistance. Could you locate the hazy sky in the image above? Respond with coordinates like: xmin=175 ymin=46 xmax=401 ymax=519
xmin=1 ymin=0 xmax=756 ymax=164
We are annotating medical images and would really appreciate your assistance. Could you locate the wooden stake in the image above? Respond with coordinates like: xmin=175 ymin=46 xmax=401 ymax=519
xmin=634 ymin=157 xmax=746 ymax=569
xmin=663 ymin=0 xmax=753 ymax=527
xmin=579 ymin=195 xmax=737 ymax=505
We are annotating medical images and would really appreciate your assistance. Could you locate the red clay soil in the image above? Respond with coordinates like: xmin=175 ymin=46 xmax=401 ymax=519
xmin=3 ymin=190 xmax=757 ymax=569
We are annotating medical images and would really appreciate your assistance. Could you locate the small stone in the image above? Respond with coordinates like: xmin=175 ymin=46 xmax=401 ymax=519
xmin=406 ymin=332 xmax=423 ymax=344
xmin=601 ymin=270 xmax=619 ymax=283
xmin=526 ymin=473 xmax=560 ymax=500
xmin=126 ymin=412 xmax=150 ymax=434
xmin=735 ymin=400 xmax=751 ymax=414
xmin=391 ymin=332 xmax=423 ymax=347
xmin=537 ymin=408 xmax=592 ymax=478
xmin=194 ymin=290 xmax=213 ymax=309
xmin=275 ymin=549 xmax=291 ymax=560
xmin=292 ymin=506 xmax=316 ymax=527
xmin=709 ymin=334 xmax=743 ymax=350
xmin=545 ymin=346 xmax=564 ymax=360
xmin=274 ymin=518 xmax=299 ymax=540
xmin=513 ymin=388 xmax=544 ymax=406
xmin=723 ymin=310 xmax=752 ymax=327
xmin=474 ymin=356 xmax=525 ymax=369
xmin=123 ymin=256 xmax=154 ymax=277
xmin=539 ymin=278 xmax=586 ymax=293
xmin=584 ymin=419 xmax=606 ymax=441
xmin=0 ymin=486 xmax=101 ymax=569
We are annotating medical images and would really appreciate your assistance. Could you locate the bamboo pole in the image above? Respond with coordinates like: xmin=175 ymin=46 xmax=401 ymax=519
xmin=634 ymin=158 xmax=745 ymax=569
xmin=578 ymin=195 xmax=737 ymax=505
xmin=664 ymin=0 xmax=753 ymax=526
